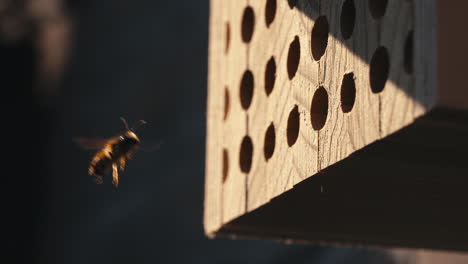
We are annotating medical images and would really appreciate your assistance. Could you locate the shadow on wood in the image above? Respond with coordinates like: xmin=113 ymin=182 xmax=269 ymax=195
xmin=218 ymin=107 xmax=468 ymax=252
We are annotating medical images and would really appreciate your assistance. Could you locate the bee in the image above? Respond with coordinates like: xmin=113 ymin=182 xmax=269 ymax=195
xmin=74 ymin=118 xmax=146 ymax=188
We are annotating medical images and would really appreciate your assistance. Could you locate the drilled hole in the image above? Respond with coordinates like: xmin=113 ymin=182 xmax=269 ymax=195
xmin=369 ymin=0 xmax=388 ymax=19
xmin=242 ymin=6 xmax=255 ymax=43
xmin=404 ymin=30 xmax=413 ymax=74
xmin=287 ymin=105 xmax=300 ymax=147
xmin=311 ymin=86 xmax=328 ymax=130
xmin=225 ymin=22 xmax=230 ymax=54
xmin=240 ymin=70 xmax=254 ymax=110
xmin=239 ymin=136 xmax=253 ymax=173
xmin=287 ymin=36 xmax=300 ymax=80
xmin=224 ymin=87 xmax=230 ymax=120
xmin=265 ymin=56 xmax=276 ymax=96
xmin=287 ymin=0 xmax=298 ymax=9
xmin=340 ymin=73 xmax=356 ymax=113
xmin=264 ymin=123 xmax=276 ymax=161
xmin=265 ymin=0 xmax=276 ymax=27
xmin=311 ymin=16 xmax=329 ymax=61
xmin=370 ymin=46 xmax=390 ymax=94
xmin=222 ymin=149 xmax=229 ymax=183
xmin=340 ymin=0 xmax=355 ymax=40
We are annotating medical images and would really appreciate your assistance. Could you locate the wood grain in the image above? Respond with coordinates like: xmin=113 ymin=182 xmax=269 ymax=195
xmin=220 ymin=0 xmax=249 ymax=227
xmin=380 ymin=0 xmax=415 ymax=136
xmin=205 ymin=0 xmax=442 ymax=247
xmin=318 ymin=0 xmax=380 ymax=170
xmin=204 ymin=0 xmax=225 ymax=234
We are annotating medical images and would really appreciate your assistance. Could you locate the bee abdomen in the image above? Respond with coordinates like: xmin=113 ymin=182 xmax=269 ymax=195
xmin=89 ymin=151 xmax=112 ymax=176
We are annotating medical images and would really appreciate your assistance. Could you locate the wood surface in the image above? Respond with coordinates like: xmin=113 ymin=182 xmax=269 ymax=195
xmin=204 ymin=0 xmax=457 ymax=250
xmin=318 ymin=0 xmax=380 ymax=170
xmin=380 ymin=0 xmax=415 ymax=136
xmin=218 ymin=107 xmax=468 ymax=251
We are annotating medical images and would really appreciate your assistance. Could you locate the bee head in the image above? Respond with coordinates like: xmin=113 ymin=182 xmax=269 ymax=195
xmin=120 ymin=117 xmax=146 ymax=143
xmin=122 ymin=130 xmax=140 ymax=144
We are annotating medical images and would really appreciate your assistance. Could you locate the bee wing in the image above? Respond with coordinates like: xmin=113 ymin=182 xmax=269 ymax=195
xmin=73 ymin=137 xmax=109 ymax=150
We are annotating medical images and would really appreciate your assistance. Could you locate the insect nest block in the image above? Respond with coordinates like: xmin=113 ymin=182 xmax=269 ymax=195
xmin=205 ymin=0 xmax=468 ymax=251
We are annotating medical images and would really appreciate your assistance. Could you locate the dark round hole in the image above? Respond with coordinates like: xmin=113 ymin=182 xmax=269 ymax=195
xmin=311 ymin=16 xmax=329 ymax=61
xmin=287 ymin=36 xmax=300 ymax=80
xmin=404 ymin=30 xmax=413 ymax=74
xmin=370 ymin=46 xmax=390 ymax=94
xmin=239 ymin=136 xmax=253 ymax=173
xmin=287 ymin=105 xmax=300 ymax=147
xmin=240 ymin=70 xmax=254 ymax=110
xmin=264 ymin=123 xmax=276 ymax=161
xmin=265 ymin=0 xmax=276 ymax=27
xmin=222 ymin=149 xmax=229 ymax=183
xmin=287 ymin=0 xmax=298 ymax=9
xmin=311 ymin=86 xmax=328 ymax=130
xmin=225 ymin=22 xmax=230 ymax=54
xmin=340 ymin=0 xmax=355 ymax=40
xmin=265 ymin=56 xmax=276 ymax=96
xmin=242 ymin=6 xmax=255 ymax=43
xmin=340 ymin=73 xmax=356 ymax=113
xmin=369 ymin=0 xmax=388 ymax=19
xmin=224 ymin=86 xmax=230 ymax=120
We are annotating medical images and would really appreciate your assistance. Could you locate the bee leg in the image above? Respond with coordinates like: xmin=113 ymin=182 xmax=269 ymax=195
xmin=119 ymin=157 xmax=126 ymax=171
xmin=112 ymin=163 xmax=119 ymax=188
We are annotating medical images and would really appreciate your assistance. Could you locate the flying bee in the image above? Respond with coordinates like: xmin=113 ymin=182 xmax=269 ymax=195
xmin=74 ymin=118 xmax=146 ymax=188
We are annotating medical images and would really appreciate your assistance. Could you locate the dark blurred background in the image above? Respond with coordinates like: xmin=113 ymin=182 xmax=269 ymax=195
xmin=6 ymin=0 xmax=410 ymax=263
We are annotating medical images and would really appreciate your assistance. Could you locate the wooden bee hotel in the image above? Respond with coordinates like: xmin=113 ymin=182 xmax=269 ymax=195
xmin=204 ymin=0 xmax=468 ymax=251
